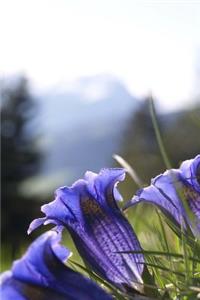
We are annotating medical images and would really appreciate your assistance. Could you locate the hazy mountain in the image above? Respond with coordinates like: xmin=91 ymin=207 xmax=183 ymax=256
xmin=37 ymin=74 xmax=138 ymax=132
xmin=24 ymin=74 xmax=139 ymax=195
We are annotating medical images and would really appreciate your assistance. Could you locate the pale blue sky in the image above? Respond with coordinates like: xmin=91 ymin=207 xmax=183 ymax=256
xmin=1 ymin=0 xmax=200 ymax=110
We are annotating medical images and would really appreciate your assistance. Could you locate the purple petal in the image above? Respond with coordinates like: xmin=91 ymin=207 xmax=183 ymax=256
xmin=179 ymin=155 xmax=200 ymax=230
xmin=0 ymin=272 xmax=26 ymax=300
xmin=28 ymin=168 xmax=144 ymax=292
xmin=126 ymin=156 xmax=200 ymax=235
xmin=0 ymin=275 xmax=67 ymax=300
xmin=180 ymin=155 xmax=200 ymax=193
xmin=69 ymin=209 xmax=144 ymax=291
xmin=28 ymin=217 xmax=47 ymax=235
xmin=180 ymin=155 xmax=200 ymax=232
xmin=1 ymin=231 xmax=113 ymax=300
xmin=84 ymin=168 xmax=125 ymax=206
xmin=12 ymin=231 xmax=71 ymax=287
xmin=125 ymin=169 xmax=187 ymax=227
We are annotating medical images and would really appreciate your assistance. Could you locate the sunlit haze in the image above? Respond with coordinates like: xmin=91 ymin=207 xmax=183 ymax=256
xmin=1 ymin=0 xmax=200 ymax=111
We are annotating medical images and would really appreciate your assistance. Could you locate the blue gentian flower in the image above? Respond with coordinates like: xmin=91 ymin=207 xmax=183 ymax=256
xmin=0 ymin=231 xmax=113 ymax=300
xmin=125 ymin=155 xmax=200 ymax=235
xmin=28 ymin=168 xmax=144 ymax=292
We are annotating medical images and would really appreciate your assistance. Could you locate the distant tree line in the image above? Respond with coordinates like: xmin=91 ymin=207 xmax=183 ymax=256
xmin=118 ymin=96 xmax=200 ymax=198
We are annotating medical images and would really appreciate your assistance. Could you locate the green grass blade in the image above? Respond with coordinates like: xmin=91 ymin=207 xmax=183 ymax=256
xmin=69 ymin=259 xmax=163 ymax=299
xmin=156 ymin=210 xmax=178 ymax=295
xmin=149 ymin=96 xmax=171 ymax=169
xmin=180 ymin=217 xmax=191 ymax=286
xmin=136 ymin=262 xmax=185 ymax=277
xmin=116 ymin=250 xmax=200 ymax=263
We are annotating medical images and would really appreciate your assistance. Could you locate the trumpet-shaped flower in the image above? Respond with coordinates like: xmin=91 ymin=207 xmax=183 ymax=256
xmin=0 ymin=231 xmax=113 ymax=300
xmin=125 ymin=155 xmax=200 ymax=235
xmin=28 ymin=168 xmax=144 ymax=292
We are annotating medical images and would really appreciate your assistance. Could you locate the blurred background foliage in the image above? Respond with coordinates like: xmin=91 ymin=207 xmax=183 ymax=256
xmin=118 ymin=97 xmax=200 ymax=199
xmin=1 ymin=77 xmax=41 ymax=256
xmin=1 ymin=75 xmax=200 ymax=271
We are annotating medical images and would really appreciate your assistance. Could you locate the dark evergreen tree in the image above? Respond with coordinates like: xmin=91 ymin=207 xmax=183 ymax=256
xmin=1 ymin=76 xmax=41 ymax=254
